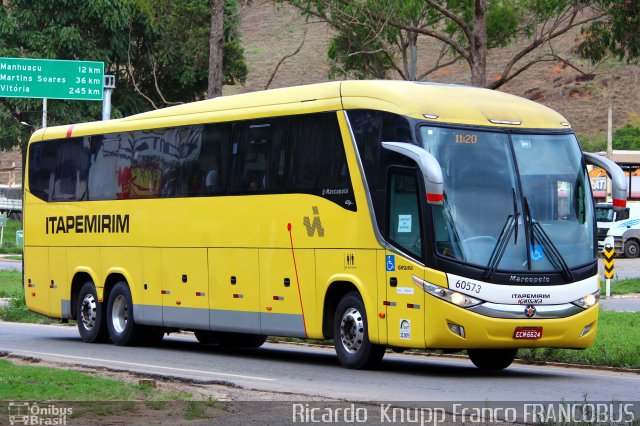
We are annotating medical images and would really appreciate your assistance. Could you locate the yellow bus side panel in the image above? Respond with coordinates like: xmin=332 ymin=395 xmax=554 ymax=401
xmin=376 ymin=250 xmax=388 ymax=345
xmin=139 ymin=248 xmax=163 ymax=326
xmin=424 ymin=295 xmax=599 ymax=349
xmin=24 ymin=246 xmax=49 ymax=316
xmin=161 ymin=248 xmax=209 ymax=329
xmin=48 ymin=247 xmax=67 ymax=318
xmin=67 ymin=247 xmax=102 ymax=299
xmin=101 ymin=247 xmax=142 ymax=306
xmin=315 ymin=249 xmax=379 ymax=343
xmin=208 ymin=248 xmax=260 ymax=333
xmin=259 ymin=248 xmax=317 ymax=338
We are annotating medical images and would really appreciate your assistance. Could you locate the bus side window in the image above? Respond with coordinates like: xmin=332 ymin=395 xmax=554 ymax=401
xmin=200 ymin=124 xmax=231 ymax=195
xmin=287 ymin=112 xmax=355 ymax=210
xmin=387 ymin=168 xmax=423 ymax=259
xmin=230 ymin=119 xmax=286 ymax=193
xmin=51 ymin=138 xmax=90 ymax=202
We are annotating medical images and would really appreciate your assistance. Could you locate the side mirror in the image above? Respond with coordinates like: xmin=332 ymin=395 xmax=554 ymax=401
xmin=583 ymin=152 xmax=628 ymax=211
xmin=382 ymin=142 xmax=444 ymax=205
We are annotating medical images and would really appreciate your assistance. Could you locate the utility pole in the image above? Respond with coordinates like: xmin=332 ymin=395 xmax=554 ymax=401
xmin=606 ymin=103 xmax=613 ymax=201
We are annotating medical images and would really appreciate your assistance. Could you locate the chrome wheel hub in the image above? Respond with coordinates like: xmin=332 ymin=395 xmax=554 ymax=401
xmin=80 ymin=293 xmax=97 ymax=331
xmin=340 ymin=307 xmax=364 ymax=353
xmin=111 ymin=294 xmax=128 ymax=334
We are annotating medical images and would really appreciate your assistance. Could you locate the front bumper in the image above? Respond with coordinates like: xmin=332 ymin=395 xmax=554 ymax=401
xmin=424 ymin=294 xmax=599 ymax=349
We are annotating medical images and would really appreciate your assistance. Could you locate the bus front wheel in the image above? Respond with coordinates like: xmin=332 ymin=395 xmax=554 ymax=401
xmin=467 ymin=349 xmax=517 ymax=370
xmin=107 ymin=282 xmax=146 ymax=346
xmin=77 ymin=281 xmax=108 ymax=343
xmin=333 ymin=292 xmax=385 ymax=369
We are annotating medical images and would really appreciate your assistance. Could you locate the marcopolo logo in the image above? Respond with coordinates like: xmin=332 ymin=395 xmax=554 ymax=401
xmin=303 ymin=207 xmax=324 ymax=237
xmin=8 ymin=402 xmax=72 ymax=425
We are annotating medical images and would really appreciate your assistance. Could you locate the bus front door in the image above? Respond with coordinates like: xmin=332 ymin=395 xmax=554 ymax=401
xmin=385 ymin=252 xmax=426 ymax=348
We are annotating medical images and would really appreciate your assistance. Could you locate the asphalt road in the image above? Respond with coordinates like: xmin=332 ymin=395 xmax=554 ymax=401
xmin=0 ymin=259 xmax=20 ymax=271
xmin=0 ymin=322 xmax=638 ymax=402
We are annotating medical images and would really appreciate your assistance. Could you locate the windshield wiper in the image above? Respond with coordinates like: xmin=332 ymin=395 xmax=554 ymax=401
xmin=523 ymin=197 xmax=573 ymax=281
xmin=484 ymin=215 xmax=516 ymax=280
xmin=485 ymin=189 xmax=520 ymax=280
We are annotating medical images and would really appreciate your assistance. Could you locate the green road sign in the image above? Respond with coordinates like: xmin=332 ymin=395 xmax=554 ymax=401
xmin=0 ymin=57 xmax=104 ymax=101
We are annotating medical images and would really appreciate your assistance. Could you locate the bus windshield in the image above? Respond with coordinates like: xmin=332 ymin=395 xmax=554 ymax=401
xmin=419 ymin=126 xmax=595 ymax=273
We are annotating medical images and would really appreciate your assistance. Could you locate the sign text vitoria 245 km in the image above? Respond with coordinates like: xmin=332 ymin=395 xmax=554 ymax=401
xmin=0 ymin=57 xmax=104 ymax=101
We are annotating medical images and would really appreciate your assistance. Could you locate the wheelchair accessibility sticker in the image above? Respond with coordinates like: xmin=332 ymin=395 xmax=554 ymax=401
xmin=531 ymin=244 xmax=544 ymax=261
xmin=386 ymin=255 xmax=395 ymax=271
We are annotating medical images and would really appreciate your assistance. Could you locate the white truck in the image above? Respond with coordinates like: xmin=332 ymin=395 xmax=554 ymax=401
xmin=597 ymin=202 xmax=640 ymax=258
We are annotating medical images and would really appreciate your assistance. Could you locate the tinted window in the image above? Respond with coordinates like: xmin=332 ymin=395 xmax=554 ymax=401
xmin=388 ymin=169 xmax=423 ymax=258
xmin=28 ymin=138 xmax=90 ymax=202
xmin=27 ymin=114 xmax=355 ymax=211
xmin=347 ymin=110 xmax=414 ymax=230
xmin=230 ymin=119 xmax=287 ymax=193
xmin=29 ymin=123 xmax=231 ymax=202
xmin=288 ymin=113 xmax=355 ymax=210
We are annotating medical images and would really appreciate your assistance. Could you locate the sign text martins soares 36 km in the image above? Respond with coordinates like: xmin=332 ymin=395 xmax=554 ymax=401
xmin=0 ymin=57 xmax=104 ymax=100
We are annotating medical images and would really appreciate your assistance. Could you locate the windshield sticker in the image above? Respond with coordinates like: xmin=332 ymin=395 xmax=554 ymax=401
xmin=400 ymin=319 xmax=411 ymax=340
xmin=398 ymin=215 xmax=412 ymax=233
xmin=531 ymin=244 xmax=545 ymax=261
xmin=520 ymin=140 xmax=532 ymax=148
xmin=386 ymin=255 xmax=395 ymax=272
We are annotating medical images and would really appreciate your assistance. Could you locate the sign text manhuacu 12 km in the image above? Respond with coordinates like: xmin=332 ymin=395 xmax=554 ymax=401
xmin=0 ymin=57 xmax=104 ymax=101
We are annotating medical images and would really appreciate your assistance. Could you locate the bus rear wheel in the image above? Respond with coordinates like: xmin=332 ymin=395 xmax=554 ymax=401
xmin=333 ymin=291 xmax=385 ymax=369
xmin=77 ymin=281 xmax=108 ymax=343
xmin=467 ymin=349 xmax=517 ymax=370
xmin=107 ymin=282 xmax=146 ymax=346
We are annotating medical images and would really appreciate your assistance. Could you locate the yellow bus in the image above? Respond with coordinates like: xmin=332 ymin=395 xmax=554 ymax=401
xmin=24 ymin=80 xmax=627 ymax=370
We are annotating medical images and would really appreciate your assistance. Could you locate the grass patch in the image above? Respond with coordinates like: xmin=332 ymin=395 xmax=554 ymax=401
xmin=519 ymin=311 xmax=640 ymax=369
xmin=0 ymin=293 xmax=52 ymax=324
xmin=0 ymin=219 xmax=23 ymax=255
xmin=0 ymin=270 xmax=22 ymax=297
xmin=3 ymin=255 xmax=21 ymax=261
xmin=602 ymin=277 xmax=640 ymax=295
xmin=0 ymin=359 xmax=173 ymax=401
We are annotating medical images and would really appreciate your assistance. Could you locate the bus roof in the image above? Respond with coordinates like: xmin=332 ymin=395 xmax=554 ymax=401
xmin=34 ymin=80 xmax=570 ymax=141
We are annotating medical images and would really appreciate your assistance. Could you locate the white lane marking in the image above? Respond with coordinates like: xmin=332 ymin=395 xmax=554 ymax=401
xmin=0 ymin=347 xmax=275 ymax=382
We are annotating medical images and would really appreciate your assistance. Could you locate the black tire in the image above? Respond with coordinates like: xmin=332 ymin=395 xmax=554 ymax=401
xmin=106 ymin=282 xmax=145 ymax=346
xmin=468 ymin=349 xmax=517 ymax=370
xmin=142 ymin=328 xmax=165 ymax=346
xmin=333 ymin=291 xmax=385 ymax=369
xmin=226 ymin=334 xmax=266 ymax=348
xmin=624 ymin=240 xmax=639 ymax=258
xmin=77 ymin=281 xmax=108 ymax=343
xmin=194 ymin=330 xmax=220 ymax=345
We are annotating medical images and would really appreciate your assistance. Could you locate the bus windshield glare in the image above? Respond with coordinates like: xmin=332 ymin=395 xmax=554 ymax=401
xmin=419 ymin=126 xmax=594 ymax=273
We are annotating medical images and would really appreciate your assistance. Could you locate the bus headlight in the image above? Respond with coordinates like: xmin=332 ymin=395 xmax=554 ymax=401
xmin=412 ymin=275 xmax=483 ymax=308
xmin=572 ymin=291 xmax=600 ymax=309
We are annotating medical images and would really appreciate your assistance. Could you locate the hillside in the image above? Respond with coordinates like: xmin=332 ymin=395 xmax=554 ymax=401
xmin=3 ymin=1 xmax=639 ymax=184
xmin=233 ymin=1 xmax=640 ymax=144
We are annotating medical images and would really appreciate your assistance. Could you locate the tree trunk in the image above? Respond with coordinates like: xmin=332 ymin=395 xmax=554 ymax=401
xmin=207 ymin=0 xmax=224 ymax=99
xmin=407 ymin=31 xmax=418 ymax=81
xmin=469 ymin=0 xmax=488 ymax=87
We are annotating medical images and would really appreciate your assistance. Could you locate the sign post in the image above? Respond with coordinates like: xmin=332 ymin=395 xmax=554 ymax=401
xmin=603 ymin=244 xmax=615 ymax=297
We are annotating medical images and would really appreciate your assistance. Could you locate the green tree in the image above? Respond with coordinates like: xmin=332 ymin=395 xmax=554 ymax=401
xmin=0 ymin=0 xmax=247 ymax=151
xmin=613 ymin=124 xmax=640 ymax=150
xmin=578 ymin=0 xmax=640 ymax=64
xmin=286 ymin=0 xmax=604 ymax=88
